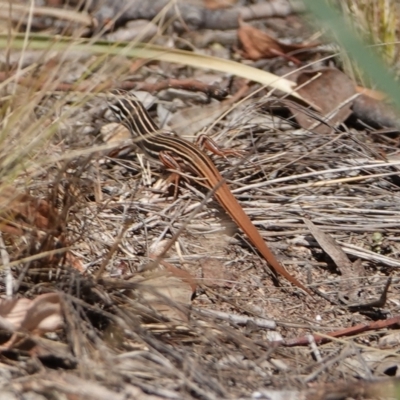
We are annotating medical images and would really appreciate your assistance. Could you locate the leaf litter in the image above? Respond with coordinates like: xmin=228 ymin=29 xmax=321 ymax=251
xmin=0 ymin=1 xmax=400 ymax=399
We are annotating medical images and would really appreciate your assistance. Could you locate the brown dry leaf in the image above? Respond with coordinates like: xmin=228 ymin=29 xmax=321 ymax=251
xmin=169 ymin=101 xmax=233 ymax=136
xmin=170 ymin=79 xmax=249 ymax=136
xmin=130 ymin=268 xmax=194 ymax=323
xmin=161 ymin=262 xmax=197 ymax=294
xmin=100 ymin=122 xmax=134 ymax=158
xmin=0 ymin=293 xmax=63 ymax=334
xmin=131 ymin=237 xmax=196 ymax=322
xmin=237 ymin=19 xmax=317 ymax=63
xmin=0 ymin=186 xmax=84 ymax=272
xmin=0 ymin=186 xmax=52 ymax=235
xmin=148 ymin=239 xmax=197 ymax=295
xmin=289 ymin=68 xmax=356 ymax=134
xmin=204 ymin=0 xmax=238 ymax=9
xmin=100 ymin=122 xmax=131 ymax=144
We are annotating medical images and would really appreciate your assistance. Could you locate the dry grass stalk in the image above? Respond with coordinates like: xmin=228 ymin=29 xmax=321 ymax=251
xmin=0 ymin=2 xmax=399 ymax=399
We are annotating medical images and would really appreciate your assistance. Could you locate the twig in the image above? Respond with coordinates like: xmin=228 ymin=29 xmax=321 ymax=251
xmin=340 ymin=242 xmax=400 ymax=268
xmin=307 ymin=333 xmax=322 ymax=362
xmin=95 ymin=219 xmax=131 ymax=280
xmin=0 ymin=73 xmax=229 ymax=100
xmin=231 ymin=159 xmax=400 ymax=194
xmin=0 ymin=232 xmax=12 ymax=297
xmin=194 ymin=307 xmax=276 ymax=329
xmin=282 ymin=314 xmax=400 ymax=347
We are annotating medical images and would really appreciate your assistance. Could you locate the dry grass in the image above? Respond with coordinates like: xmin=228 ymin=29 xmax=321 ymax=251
xmin=0 ymin=2 xmax=400 ymax=400
xmin=337 ymin=0 xmax=399 ymax=85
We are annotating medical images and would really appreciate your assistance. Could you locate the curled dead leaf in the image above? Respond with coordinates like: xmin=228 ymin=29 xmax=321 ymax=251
xmin=0 ymin=293 xmax=63 ymax=334
xmin=130 ymin=244 xmax=196 ymax=323
xmin=0 ymin=186 xmax=52 ymax=235
xmin=288 ymin=68 xmax=356 ymax=134
xmin=129 ymin=269 xmax=194 ymax=323
xmin=100 ymin=122 xmax=133 ymax=158
xmin=237 ymin=18 xmax=318 ymax=63
xmin=0 ymin=186 xmax=84 ymax=272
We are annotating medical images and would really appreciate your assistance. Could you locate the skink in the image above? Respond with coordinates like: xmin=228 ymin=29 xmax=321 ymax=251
xmin=108 ymin=91 xmax=312 ymax=296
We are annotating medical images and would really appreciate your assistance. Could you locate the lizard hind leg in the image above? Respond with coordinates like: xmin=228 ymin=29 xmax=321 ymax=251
xmin=196 ymin=134 xmax=243 ymax=159
xmin=159 ymin=151 xmax=187 ymax=200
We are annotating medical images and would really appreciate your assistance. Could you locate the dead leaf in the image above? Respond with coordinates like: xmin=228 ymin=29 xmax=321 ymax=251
xmin=0 ymin=293 xmax=63 ymax=334
xmin=127 ymin=239 xmax=196 ymax=322
xmin=237 ymin=18 xmax=318 ymax=63
xmin=0 ymin=186 xmax=52 ymax=235
xmin=101 ymin=122 xmax=131 ymax=144
xmin=170 ymin=79 xmax=249 ymax=136
xmin=0 ymin=187 xmax=84 ymax=273
xmin=147 ymin=240 xmax=197 ymax=295
xmin=100 ymin=122 xmax=134 ymax=158
xmin=129 ymin=269 xmax=194 ymax=322
xmin=161 ymin=262 xmax=197 ymax=294
xmin=170 ymin=101 xmax=232 ymax=136
xmin=288 ymin=68 xmax=356 ymax=134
